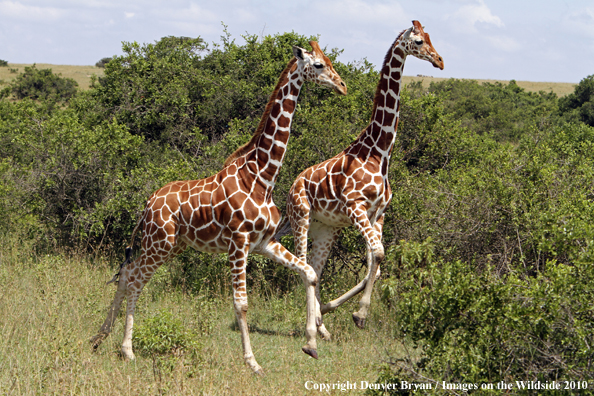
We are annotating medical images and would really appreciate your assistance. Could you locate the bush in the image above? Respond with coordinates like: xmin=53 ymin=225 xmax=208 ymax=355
xmin=427 ymin=79 xmax=558 ymax=142
xmin=0 ymin=100 xmax=152 ymax=248
xmin=10 ymin=65 xmax=78 ymax=102
xmin=0 ymin=60 xmax=7 ymax=67
xmin=559 ymin=74 xmax=594 ymax=126
xmin=132 ymin=310 xmax=201 ymax=358
xmin=94 ymin=57 xmax=112 ymax=68
xmin=379 ymin=240 xmax=594 ymax=389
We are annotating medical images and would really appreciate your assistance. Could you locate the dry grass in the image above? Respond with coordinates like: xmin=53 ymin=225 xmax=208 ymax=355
xmin=0 ymin=63 xmax=576 ymax=96
xmin=402 ymin=75 xmax=576 ymax=97
xmin=0 ymin=63 xmax=104 ymax=90
xmin=0 ymin=243 xmax=403 ymax=395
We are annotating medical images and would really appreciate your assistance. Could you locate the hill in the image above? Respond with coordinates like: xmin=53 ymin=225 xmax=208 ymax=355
xmin=0 ymin=63 xmax=577 ymax=96
xmin=0 ymin=63 xmax=104 ymax=90
xmin=402 ymin=75 xmax=576 ymax=97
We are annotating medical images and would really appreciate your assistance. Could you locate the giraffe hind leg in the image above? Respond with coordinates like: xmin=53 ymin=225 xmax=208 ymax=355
xmin=119 ymin=241 xmax=186 ymax=360
xmin=351 ymin=216 xmax=385 ymax=329
xmin=90 ymin=245 xmax=135 ymax=349
xmin=90 ymin=272 xmax=127 ymax=350
xmin=307 ymin=222 xmax=341 ymax=340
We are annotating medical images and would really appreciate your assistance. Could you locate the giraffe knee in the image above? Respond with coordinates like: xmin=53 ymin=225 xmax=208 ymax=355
xmin=233 ymin=298 xmax=248 ymax=313
xmin=303 ymin=268 xmax=318 ymax=287
xmin=374 ymin=246 xmax=385 ymax=264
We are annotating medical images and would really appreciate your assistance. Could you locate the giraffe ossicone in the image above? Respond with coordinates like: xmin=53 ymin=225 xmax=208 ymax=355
xmin=285 ymin=20 xmax=444 ymax=337
xmin=90 ymin=41 xmax=346 ymax=375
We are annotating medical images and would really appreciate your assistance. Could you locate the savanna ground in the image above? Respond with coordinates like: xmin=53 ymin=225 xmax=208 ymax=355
xmin=0 ymin=63 xmax=577 ymax=96
xmin=0 ymin=239 xmax=403 ymax=395
xmin=0 ymin=64 xmax=103 ymax=90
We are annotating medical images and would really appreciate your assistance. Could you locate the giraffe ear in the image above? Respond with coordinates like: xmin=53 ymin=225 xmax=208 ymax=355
xmin=293 ymin=45 xmax=307 ymax=61
xmin=403 ymin=27 xmax=413 ymax=40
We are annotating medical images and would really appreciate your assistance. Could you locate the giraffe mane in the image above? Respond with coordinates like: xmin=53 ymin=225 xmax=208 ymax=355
xmin=223 ymin=58 xmax=298 ymax=167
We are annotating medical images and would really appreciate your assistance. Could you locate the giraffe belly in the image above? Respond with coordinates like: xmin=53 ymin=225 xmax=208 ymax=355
xmin=311 ymin=208 xmax=351 ymax=227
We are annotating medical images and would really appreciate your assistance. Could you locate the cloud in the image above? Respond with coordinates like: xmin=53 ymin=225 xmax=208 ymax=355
xmin=124 ymin=12 xmax=135 ymax=18
xmin=0 ymin=0 xmax=64 ymax=21
xmin=446 ymin=0 xmax=503 ymax=32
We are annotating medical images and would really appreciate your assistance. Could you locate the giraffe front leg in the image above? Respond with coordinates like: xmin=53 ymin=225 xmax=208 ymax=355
xmin=229 ymin=236 xmax=264 ymax=375
xmin=289 ymin=202 xmax=328 ymax=339
xmin=259 ymin=240 xmax=319 ymax=359
xmin=347 ymin=207 xmax=384 ymax=329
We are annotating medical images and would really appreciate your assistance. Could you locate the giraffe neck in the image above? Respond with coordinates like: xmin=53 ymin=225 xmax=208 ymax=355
xmin=244 ymin=62 xmax=303 ymax=188
xmin=348 ymin=37 xmax=407 ymax=169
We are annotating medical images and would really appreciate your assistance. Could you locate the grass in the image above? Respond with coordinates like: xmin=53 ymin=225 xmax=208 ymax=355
xmin=0 ymin=64 xmax=104 ymax=90
xmin=0 ymin=242 xmax=403 ymax=395
xmin=0 ymin=63 xmax=576 ymax=96
xmin=402 ymin=75 xmax=576 ymax=97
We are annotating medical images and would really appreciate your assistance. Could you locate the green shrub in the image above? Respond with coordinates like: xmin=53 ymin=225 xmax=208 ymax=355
xmin=94 ymin=57 xmax=112 ymax=68
xmin=559 ymin=74 xmax=594 ymax=127
xmin=10 ymin=65 xmax=78 ymax=102
xmin=427 ymin=79 xmax=558 ymax=142
xmin=0 ymin=60 xmax=7 ymax=67
xmin=380 ymin=240 xmax=594 ymax=389
xmin=132 ymin=310 xmax=201 ymax=358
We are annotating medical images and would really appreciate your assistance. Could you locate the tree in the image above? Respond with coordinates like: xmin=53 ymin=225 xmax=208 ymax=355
xmin=10 ymin=65 xmax=78 ymax=102
xmin=559 ymin=74 xmax=594 ymax=127
xmin=95 ymin=57 xmax=112 ymax=68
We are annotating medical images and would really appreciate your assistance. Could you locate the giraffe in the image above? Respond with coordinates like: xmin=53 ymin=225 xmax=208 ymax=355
xmin=90 ymin=41 xmax=347 ymax=375
xmin=285 ymin=21 xmax=443 ymax=337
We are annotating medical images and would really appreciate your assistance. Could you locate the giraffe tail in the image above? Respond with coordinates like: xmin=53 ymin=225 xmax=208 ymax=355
xmin=273 ymin=218 xmax=293 ymax=240
xmin=106 ymin=215 xmax=142 ymax=285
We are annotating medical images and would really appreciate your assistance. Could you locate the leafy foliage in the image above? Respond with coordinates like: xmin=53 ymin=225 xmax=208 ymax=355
xmin=380 ymin=240 xmax=594 ymax=387
xmin=427 ymin=79 xmax=558 ymax=141
xmin=132 ymin=310 xmax=201 ymax=358
xmin=10 ymin=65 xmax=78 ymax=102
xmin=559 ymin=74 xmax=594 ymax=126
xmin=94 ymin=57 xmax=112 ymax=68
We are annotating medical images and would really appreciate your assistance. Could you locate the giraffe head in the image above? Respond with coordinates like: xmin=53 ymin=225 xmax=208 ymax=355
xmin=401 ymin=20 xmax=444 ymax=70
xmin=292 ymin=41 xmax=348 ymax=96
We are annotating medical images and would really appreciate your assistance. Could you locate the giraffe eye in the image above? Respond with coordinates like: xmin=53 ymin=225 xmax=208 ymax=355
xmin=313 ymin=63 xmax=324 ymax=69
xmin=415 ymin=39 xmax=424 ymax=46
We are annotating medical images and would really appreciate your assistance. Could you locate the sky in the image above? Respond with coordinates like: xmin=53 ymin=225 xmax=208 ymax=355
xmin=0 ymin=0 xmax=592 ymax=83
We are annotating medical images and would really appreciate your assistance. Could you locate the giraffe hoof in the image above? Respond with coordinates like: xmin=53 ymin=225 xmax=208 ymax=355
xmin=321 ymin=303 xmax=336 ymax=315
xmin=352 ymin=313 xmax=366 ymax=329
xmin=120 ymin=347 xmax=135 ymax=361
xmin=302 ymin=346 xmax=318 ymax=359
xmin=251 ymin=365 xmax=265 ymax=376
xmin=319 ymin=329 xmax=332 ymax=341
xmin=90 ymin=333 xmax=106 ymax=350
